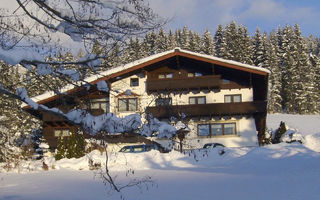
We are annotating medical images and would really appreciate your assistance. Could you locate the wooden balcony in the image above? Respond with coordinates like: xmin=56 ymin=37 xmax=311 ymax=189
xmin=145 ymin=101 xmax=267 ymax=118
xmin=146 ymin=75 xmax=221 ymax=92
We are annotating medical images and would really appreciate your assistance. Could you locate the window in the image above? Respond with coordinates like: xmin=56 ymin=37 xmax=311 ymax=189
xmin=158 ymin=73 xmax=173 ymax=79
xmin=90 ymin=98 xmax=109 ymax=112
xmin=130 ymin=78 xmax=139 ymax=87
xmin=118 ymin=98 xmax=138 ymax=112
xmin=155 ymin=98 xmax=172 ymax=106
xmin=54 ymin=129 xmax=71 ymax=137
xmin=189 ymin=96 xmax=206 ymax=104
xmin=224 ymin=94 xmax=242 ymax=103
xmin=187 ymin=72 xmax=202 ymax=77
xmin=222 ymin=79 xmax=231 ymax=84
xmin=197 ymin=123 xmax=236 ymax=136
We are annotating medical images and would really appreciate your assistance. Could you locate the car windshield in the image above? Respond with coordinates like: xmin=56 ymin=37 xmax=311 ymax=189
xmin=120 ymin=147 xmax=131 ymax=152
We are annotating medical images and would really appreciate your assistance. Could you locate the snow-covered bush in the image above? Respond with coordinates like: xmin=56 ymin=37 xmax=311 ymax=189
xmin=272 ymin=121 xmax=287 ymax=143
xmin=271 ymin=121 xmax=304 ymax=144
xmin=280 ymin=129 xmax=305 ymax=144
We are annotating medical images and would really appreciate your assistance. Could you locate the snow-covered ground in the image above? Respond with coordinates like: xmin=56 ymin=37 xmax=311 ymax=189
xmin=1 ymin=114 xmax=320 ymax=200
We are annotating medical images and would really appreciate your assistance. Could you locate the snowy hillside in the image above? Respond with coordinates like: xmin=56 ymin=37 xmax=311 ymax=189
xmin=1 ymin=114 xmax=320 ymax=200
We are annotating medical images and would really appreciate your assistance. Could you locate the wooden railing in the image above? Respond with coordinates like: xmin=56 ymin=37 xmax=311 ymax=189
xmin=146 ymin=101 xmax=267 ymax=118
xmin=146 ymin=75 xmax=221 ymax=92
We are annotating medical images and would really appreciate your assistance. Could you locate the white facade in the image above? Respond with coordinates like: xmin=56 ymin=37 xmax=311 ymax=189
xmin=109 ymin=73 xmax=259 ymax=148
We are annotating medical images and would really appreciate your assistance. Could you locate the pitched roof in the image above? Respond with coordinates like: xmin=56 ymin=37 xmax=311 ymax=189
xmin=23 ymin=47 xmax=270 ymax=108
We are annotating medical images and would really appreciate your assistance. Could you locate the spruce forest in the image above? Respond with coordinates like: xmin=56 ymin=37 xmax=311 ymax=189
xmin=0 ymin=22 xmax=319 ymax=160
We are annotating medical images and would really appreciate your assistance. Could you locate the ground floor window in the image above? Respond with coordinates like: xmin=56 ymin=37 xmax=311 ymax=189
xmin=198 ymin=122 xmax=236 ymax=136
xmin=118 ymin=98 xmax=138 ymax=112
xmin=54 ymin=129 xmax=71 ymax=137
xmin=90 ymin=98 xmax=109 ymax=113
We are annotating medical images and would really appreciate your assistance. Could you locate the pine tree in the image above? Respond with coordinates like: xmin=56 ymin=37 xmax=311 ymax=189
xmin=66 ymin=129 xmax=85 ymax=159
xmin=142 ymin=31 xmax=157 ymax=56
xmin=292 ymin=24 xmax=316 ymax=113
xmin=167 ymin=30 xmax=177 ymax=49
xmin=156 ymin=28 xmax=169 ymax=52
xmin=237 ymin=26 xmax=253 ymax=64
xmin=266 ymin=32 xmax=282 ymax=113
xmin=224 ymin=21 xmax=239 ymax=60
xmin=214 ymin=24 xmax=227 ymax=58
xmin=181 ymin=26 xmax=190 ymax=50
xmin=201 ymin=29 xmax=214 ymax=55
xmin=252 ymin=28 xmax=265 ymax=67
xmin=55 ymin=137 xmax=66 ymax=160
xmin=309 ymin=54 xmax=320 ymax=112
xmin=0 ymin=61 xmax=41 ymax=162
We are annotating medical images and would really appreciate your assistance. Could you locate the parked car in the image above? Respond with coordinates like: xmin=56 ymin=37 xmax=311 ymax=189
xmin=203 ymin=143 xmax=225 ymax=149
xmin=119 ymin=144 xmax=158 ymax=153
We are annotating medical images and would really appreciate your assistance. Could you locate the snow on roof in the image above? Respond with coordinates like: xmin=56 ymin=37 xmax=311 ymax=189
xmin=23 ymin=47 xmax=270 ymax=107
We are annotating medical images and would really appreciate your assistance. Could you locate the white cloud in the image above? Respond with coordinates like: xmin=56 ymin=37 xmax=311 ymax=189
xmin=148 ymin=0 xmax=197 ymax=20
xmin=148 ymin=0 xmax=320 ymax=35
xmin=238 ymin=0 xmax=286 ymax=21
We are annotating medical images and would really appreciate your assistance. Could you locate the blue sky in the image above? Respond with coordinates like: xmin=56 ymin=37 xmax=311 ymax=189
xmin=149 ymin=0 xmax=320 ymax=36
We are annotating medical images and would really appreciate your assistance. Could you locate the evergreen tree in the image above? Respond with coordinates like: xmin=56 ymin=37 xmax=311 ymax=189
xmin=223 ymin=21 xmax=239 ymax=60
xmin=66 ymin=129 xmax=85 ymax=159
xmin=55 ymin=137 xmax=66 ymax=160
xmin=200 ymin=29 xmax=214 ymax=55
xmin=252 ymin=28 xmax=265 ymax=67
xmin=266 ymin=32 xmax=282 ymax=113
xmin=309 ymin=54 xmax=320 ymax=112
xmin=237 ymin=26 xmax=253 ymax=64
xmin=214 ymin=24 xmax=227 ymax=58
xmin=156 ymin=28 xmax=169 ymax=52
xmin=167 ymin=30 xmax=177 ymax=49
xmin=175 ymin=29 xmax=183 ymax=48
xmin=292 ymin=24 xmax=316 ymax=113
xmin=0 ymin=62 xmax=40 ymax=162
xmin=191 ymin=31 xmax=201 ymax=53
xmin=142 ymin=31 xmax=157 ymax=56
xmin=181 ymin=26 xmax=190 ymax=50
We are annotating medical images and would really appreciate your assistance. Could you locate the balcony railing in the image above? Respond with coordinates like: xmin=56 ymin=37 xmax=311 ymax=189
xmin=146 ymin=75 xmax=221 ymax=92
xmin=145 ymin=101 xmax=267 ymax=118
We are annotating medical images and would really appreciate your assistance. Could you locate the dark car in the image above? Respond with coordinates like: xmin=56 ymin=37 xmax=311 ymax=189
xmin=119 ymin=144 xmax=158 ymax=153
xmin=203 ymin=143 xmax=225 ymax=149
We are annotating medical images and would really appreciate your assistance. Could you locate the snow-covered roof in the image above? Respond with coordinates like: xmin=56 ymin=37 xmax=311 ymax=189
xmin=23 ymin=47 xmax=270 ymax=108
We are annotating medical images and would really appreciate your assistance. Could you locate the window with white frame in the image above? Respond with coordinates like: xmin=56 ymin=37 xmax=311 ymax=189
xmin=130 ymin=78 xmax=139 ymax=87
xmin=189 ymin=96 xmax=206 ymax=104
xmin=158 ymin=73 xmax=173 ymax=79
xmin=118 ymin=98 xmax=138 ymax=112
xmin=90 ymin=98 xmax=109 ymax=113
xmin=155 ymin=98 xmax=172 ymax=106
xmin=197 ymin=123 xmax=236 ymax=136
xmin=187 ymin=72 xmax=203 ymax=77
xmin=54 ymin=129 xmax=71 ymax=137
xmin=224 ymin=94 xmax=242 ymax=103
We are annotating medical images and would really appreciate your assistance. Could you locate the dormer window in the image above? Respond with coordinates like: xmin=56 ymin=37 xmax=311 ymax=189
xmin=158 ymin=73 xmax=173 ymax=79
